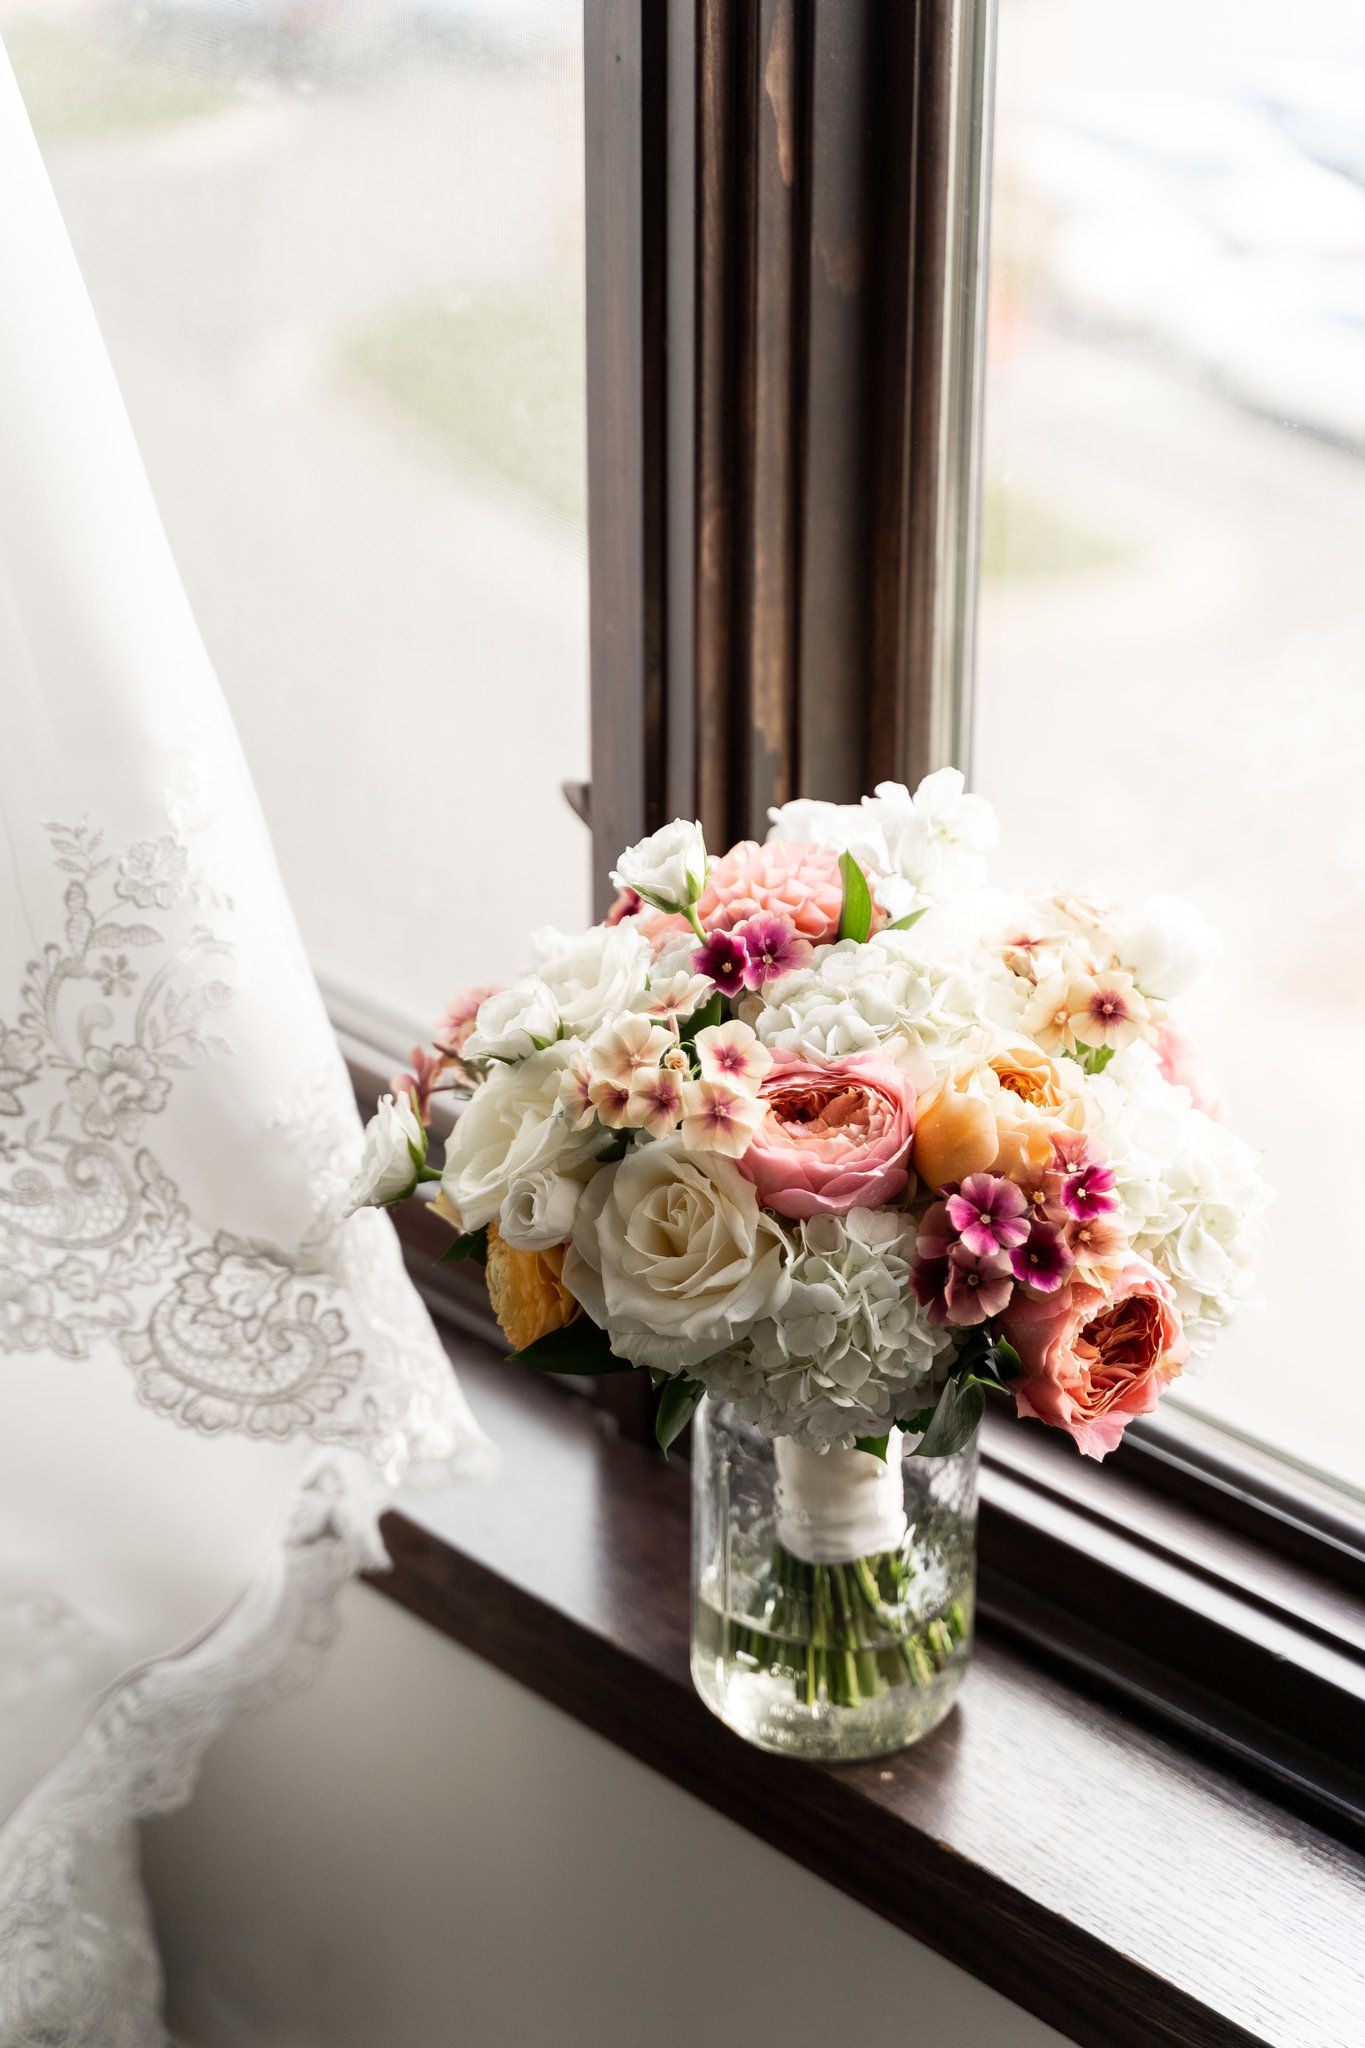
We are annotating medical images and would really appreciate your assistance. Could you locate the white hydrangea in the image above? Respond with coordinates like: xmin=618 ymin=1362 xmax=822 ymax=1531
xmin=1090 ymin=1044 xmax=1271 ymax=1358
xmin=752 ymin=923 xmax=1008 ymax=1077
xmin=694 ymin=1209 xmax=953 ymax=1448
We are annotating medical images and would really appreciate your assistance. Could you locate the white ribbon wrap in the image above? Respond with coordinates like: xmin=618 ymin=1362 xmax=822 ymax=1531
xmin=773 ymin=1430 xmax=908 ymax=1565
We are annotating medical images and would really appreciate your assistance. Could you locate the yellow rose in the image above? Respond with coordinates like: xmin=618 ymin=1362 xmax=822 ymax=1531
xmin=913 ymin=1043 xmax=1089 ymax=1191
xmin=485 ymin=1222 xmax=582 ymax=1354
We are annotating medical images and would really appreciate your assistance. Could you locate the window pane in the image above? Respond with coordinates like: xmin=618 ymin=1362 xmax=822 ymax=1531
xmin=978 ymin=1 xmax=1365 ymax=1493
xmin=11 ymin=0 xmax=590 ymax=1027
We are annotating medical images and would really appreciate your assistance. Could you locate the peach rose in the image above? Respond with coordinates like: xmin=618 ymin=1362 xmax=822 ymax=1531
xmin=485 ymin=1223 xmax=582 ymax=1354
xmin=736 ymin=1051 xmax=916 ymax=1219
xmin=912 ymin=1042 xmax=1089 ymax=1191
xmin=1004 ymin=1257 xmax=1187 ymax=1459
xmin=696 ymin=840 xmax=844 ymax=943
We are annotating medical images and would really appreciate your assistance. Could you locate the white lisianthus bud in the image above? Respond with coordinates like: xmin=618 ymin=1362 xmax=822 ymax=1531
xmin=346 ymin=1092 xmax=427 ymax=1214
xmin=464 ymin=979 xmax=560 ymax=1061
xmin=499 ymin=1168 xmax=584 ymax=1252
xmin=611 ymin=819 xmax=708 ymax=912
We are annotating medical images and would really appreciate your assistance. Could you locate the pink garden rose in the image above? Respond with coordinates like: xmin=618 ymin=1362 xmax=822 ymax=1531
xmin=1155 ymin=1019 xmax=1224 ymax=1121
xmin=696 ymin=840 xmax=844 ymax=943
xmin=737 ymin=1051 xmax=916 ymax=1219
xmin=1004 ymin=1256 xmax=1188 ymax=1460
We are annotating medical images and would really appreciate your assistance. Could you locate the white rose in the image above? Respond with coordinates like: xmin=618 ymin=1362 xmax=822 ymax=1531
xmin=564 ymin=1137 xmax=790 ymax=1373
xmin=346 ymin=1092 xmax=427 ymax=1215
xmin=1117 ymin=894 xmax=1219 ymax=999
xmin=463 ymin=980 xmax=560 ymax=1061
xmin=441 ymin=1043 xmax=601 ymax=1231
xmin=498 ymin=1167 xmax=584 ymax=1252
xmin=611 ymin=818 xmax=708 ymax=910
xmin=528 ymin=923 xmax=652 ymax=1040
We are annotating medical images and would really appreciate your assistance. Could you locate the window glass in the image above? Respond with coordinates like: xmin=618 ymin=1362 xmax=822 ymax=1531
xmin=9 ymin=0 xmax=590 ymax=1027
xmin=979 ymin=0 xmax=1365 ymax=1492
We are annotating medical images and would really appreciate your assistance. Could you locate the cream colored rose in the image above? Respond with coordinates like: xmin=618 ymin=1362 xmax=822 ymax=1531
xmin=441 ymin=1042 xmax=601 ymax=1232
xmin=564 ymin=1137 xmax=790 ymax=1373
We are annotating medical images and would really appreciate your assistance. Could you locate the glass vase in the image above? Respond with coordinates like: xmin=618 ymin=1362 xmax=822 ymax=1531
xmin=690 ymin=1398 xmax=977 ymax=1761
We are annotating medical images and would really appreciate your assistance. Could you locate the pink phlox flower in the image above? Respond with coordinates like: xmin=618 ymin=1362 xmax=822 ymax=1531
xmin=604 ymin=886 xmax=643 ymax=926
xmin=730 ymin=912 xmax=813 ymax=990
xmin=1009 ymin=1219 xmax=1075 ymax=1295
xmin=946 ymin=1172 xmax=1030 ymax=1257
xmin=434 ymin=986 xmax=502 ymax=1057
xmin=693 ymin=928 xmax=751 ymax=998
xmin=944 ymin=1244 xmax=1014 ymax=1327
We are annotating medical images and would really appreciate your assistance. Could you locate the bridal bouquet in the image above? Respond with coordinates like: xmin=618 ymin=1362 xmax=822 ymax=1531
xmin=349 ymin=773 xmax=1267 ymax=1747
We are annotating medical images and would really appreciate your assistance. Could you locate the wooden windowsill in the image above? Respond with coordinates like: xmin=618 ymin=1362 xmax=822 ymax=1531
xmin=371 ymin=1336 xmax=1365 ymax=2048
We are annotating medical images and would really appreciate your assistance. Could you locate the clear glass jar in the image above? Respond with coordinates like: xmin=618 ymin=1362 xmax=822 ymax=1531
xmin=690 ymin=1398 xmax=977 ymax=1761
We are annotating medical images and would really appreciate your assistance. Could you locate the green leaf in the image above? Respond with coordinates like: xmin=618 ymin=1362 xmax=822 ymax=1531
xmin=680 ymin=993 xmax=724 ymax=1047
xmin=885 ymin=907 xmax=927 ymax=932
xmin=912 ymin=1377 xmax=986 ymax=1458
xmin=655 ymin=1375 xmax=705 ymax=1454
xmin=854 ymin=1433 xmax=890 ymax=1462
xmin=437 ymin=1227 xmax=488 ymax=1266
xmin=837 ymin=851 xmax=873 ymax=945
xmin=1073 ymin=1041 xmax=1115 ymax=1077
xmin=514 ymin=1319 xmax=638 ymax=1374
xmin=993 ymin=1336 xmax=1022 ymax=1382
xmin=898 ymin=1405 xmax=937 ymax=1435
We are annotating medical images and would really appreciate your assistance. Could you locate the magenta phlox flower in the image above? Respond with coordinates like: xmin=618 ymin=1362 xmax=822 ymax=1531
xmin=944 ymin=1244 xmax=1014 ymax=1326
xmin=1061 ymin=1160 xmax=1118 ymax=1220
xmin=731 ymin=912 xmax=813 ymax=990
xmin=946 ymin=1172 xmax=1030 ymax=1257
xmin=693 ymin=928 xmax=750 ymax=998
xmin=1008 ymin=1219 xmax=1075 ymax=1295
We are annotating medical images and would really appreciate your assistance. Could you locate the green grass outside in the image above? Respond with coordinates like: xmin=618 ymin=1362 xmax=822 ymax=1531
xmin=6 ymin=14 xmax=229 ymax=146
xmin=347 ymin=289 xmax=588 ymax=528
xmin=979 ymin=482 xmax=1124 ymax=581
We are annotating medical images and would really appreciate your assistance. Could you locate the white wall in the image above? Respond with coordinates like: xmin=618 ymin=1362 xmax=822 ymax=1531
xmin=143 ymin=1584 xmax=1066 ymax=2048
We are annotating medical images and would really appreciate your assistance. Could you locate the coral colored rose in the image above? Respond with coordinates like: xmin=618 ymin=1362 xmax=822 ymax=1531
xmin=485 ymin=1223 xmax=582 ymax=1354
xmin=1004 ymin=1257 xmax=1188 ymax=1459
xmin=738 ymin=1051 xmax=917 ymax=1219
xmin=913 ymin=1042 xmax=1089 ymax=1190
xmin=697 ymin=840 xmax=844 ymax=943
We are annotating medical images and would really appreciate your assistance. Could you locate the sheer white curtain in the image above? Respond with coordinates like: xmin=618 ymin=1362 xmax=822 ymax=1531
xmin=0 ymin=40 xmax=490 ymax=2043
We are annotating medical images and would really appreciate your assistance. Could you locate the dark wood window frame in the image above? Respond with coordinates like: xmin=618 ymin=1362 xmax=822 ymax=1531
xmin=333 ymin=1 xmax=1365 ymax=2033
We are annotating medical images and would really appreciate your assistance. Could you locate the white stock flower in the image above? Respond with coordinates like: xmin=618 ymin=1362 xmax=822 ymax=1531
xmin=1116 ymin=894 xmax=1220 ymax=1000
xmin=464 ymin=980 xmax=560 ymax=1061
xmin=441 ymin=1042 xmax=602 ymax=1232
xmin=695 ymin=1209 xmax=952 ymax=1448
xmin=1090 ymin=1044 xmax=1271 ymax=1357
xmin=345 ymin=1092 xmax=427 ymax=1214
xmin=528 ymin=923 xmax=652 ymax=1041
xmin=766 ymin=771 xmax=998 ymax=913
xmin=611 ymin=819 xmax=708 ymax=910
xmin=564 ymin=1137 xmax=790 ymax=1373
xmin=498 ymin=1167 xmax=584 ymax=1252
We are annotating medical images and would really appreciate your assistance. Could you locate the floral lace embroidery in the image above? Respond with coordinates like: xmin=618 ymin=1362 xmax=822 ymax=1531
xmin=0 ymin=819 xmax=480 ymax=1473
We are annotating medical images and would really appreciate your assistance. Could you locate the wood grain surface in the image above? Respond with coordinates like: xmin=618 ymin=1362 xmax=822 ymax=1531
xmin=373 ymin=1345 xmax=1365 ymax=2048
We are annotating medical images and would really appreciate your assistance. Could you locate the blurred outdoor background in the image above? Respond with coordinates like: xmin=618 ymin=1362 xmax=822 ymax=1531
xmin=979 ymin=0 xmax=1365 ymax=1488
xmin=3 ymin=0 xmax=591 ymax=1027
xmin=7 ymin=0 xmax=1362 ymax=1492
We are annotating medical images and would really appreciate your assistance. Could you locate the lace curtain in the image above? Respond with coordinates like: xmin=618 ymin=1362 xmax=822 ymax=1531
xmin=0 ymin=38 xmax=491 ymax=2043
